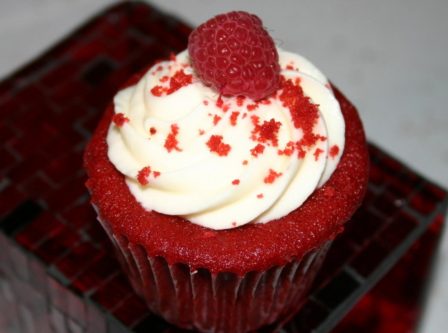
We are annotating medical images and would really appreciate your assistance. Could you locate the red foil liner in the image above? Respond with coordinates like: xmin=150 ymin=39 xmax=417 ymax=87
xmin=98 ymin=216 xmax=331 ymax=333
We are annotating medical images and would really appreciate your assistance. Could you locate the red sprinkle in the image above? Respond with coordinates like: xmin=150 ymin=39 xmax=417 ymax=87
xmin=232 ymin=179 xmax=240 ymax=185
xmin=164 ymin=124 xmax=182 ymax=152
xmin=313 ymin=148 xmax=324 ymax=161
xmin=112 ymin=113 xmax=129 ymax=127
xmin=330 ymin=145 xmax=340 ymax=158
xmin=206 ymin=135 xmax=231 ymax=156
xmin=264 ymin=169 xmax=282 ymax=184
xmin=251 ymin=144 xmax=265 ymax=157
xmin=137 ymin=166 xmax=151 ymax=186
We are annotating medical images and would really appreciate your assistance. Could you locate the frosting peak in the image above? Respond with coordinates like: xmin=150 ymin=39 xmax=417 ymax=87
xmin=107 ymin=49 xmax=345 ymax=230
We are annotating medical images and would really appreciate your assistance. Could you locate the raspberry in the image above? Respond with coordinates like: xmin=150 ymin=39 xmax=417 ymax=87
xmin=188 ymin=11 xmax=280 ymax=100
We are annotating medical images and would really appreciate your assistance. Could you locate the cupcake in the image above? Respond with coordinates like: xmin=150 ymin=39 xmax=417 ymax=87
xmin=84 ymin=11 xmax=369 ymax=333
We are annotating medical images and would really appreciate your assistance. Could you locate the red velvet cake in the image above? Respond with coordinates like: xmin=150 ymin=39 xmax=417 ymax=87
xmin=84 ymin=11 xmax=369 ymax=333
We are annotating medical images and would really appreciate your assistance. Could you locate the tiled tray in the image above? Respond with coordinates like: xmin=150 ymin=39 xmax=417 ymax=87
xmin=0 ymin=2 xmax=447 ymax=333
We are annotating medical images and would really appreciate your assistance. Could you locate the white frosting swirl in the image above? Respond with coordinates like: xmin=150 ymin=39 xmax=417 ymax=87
xmin=107 ymin=49 xmax=344 ymax=230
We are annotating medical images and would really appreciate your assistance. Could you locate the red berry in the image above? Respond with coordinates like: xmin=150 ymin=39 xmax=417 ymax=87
xmin=188 ymin=11 xmax=280 ymax=100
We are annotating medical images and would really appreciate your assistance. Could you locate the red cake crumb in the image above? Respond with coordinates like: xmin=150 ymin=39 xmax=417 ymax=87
xmin=149 ymin=127 xmax=157 ymax=135
xmin=251 ymin=144 xmax=265 ymax=157
xmin=216 ymin=95 xmax=224 ymax=108
xmin=236 ymin=96 xmax=245 ymax=107
xmin=232 ymin=179 xmax=240 ymax=185
xmin=247 ymin=103 xmax=258 ymax=111
xmin=242 ymin=160 xmax=248 ymax=165
xmin=203 ymin=100 xmax=209 ymax=106
xmin=279 ymin=76 xmax=320 ymax=152
xmin=330 ymin=144 xmax=340 ymax=158
xmin=150 ymin=69 xmax=193 ymax=96
xmin=160 ymin=76 xmax=169 ymax=83
xmin=313 ymin=148 xmax=324 ymax=161
xmin=278 ymin=141 xmax=295 ymax=156
xmin=231 ymin=222 xmax=237 ymax=227
xmin=167 ymin=70 xmax=193 ymax=94
xmin=153 ymin=171 xmax=161 ymax=178
xmin=137 ymin=166 xmax=151 ymax=186
xmin=264 ymin=169 xmax=282 ymax=184
xmin=206 ymin=135 xmax=231 ymax=156
xmin=112 ymin=113 xmax=129 ymax=127
xmin=164 ymin=124 xmax=182 ymax=152
xmin=230 ymin=112 xmax=240 ymax=126
xmin=251 ymin=118 xmax=281 ymax=147
xmin=257 ymin=193 xmax=264 ymax=199
xmin=213 ymin=115 xmax=221 ymax=125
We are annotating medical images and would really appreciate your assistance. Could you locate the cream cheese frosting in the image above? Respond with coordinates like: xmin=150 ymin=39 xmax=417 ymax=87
xmin=107 ymin=48 xmax=345 ymax=230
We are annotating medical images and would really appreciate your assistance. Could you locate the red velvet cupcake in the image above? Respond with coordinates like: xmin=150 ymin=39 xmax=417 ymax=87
xmin=84 ymin=11 xmax=369 ymax=333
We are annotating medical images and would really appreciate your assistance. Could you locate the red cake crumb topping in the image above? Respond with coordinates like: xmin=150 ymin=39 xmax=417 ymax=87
xmin=213 ymin=115 xmax=221 ymax=125
xmin=278 ymin=141 xmax=295 ymax=156
xmin=112 ymin=113 xmax=129 ymax=127
xmin=206 ymin=135 xmax=231 ymax=156
xmin=313 ymin=148 xmax=324 ymax=161
xmin=257 ymin=193 xmax=264 ymax=199
xmin=251 ymin=144 xmax=265 ymax=157
xmin=242 ymin=160 xmax=248 ymax=165
xmin=137 ymin=166 xmax=151 ymax=186
xmin=247 ymin=103 xmax=258 ymax=112
xmin=203 ymin=100 xmax=209 ymax=106
xmin=264 ymin=169 xmax=282 ymax=184
xmin=236 ymin=96 xmax=245 ymax=106
xmin=279 ymin=76 xmax=320 ymax=157
xmin=164 ymin=124 xmax=182 ymax=152
xmin=330 ymin=144 xmax=340 ymax=158
xmin=151 ymin=69 xmax=193 ymax=96
xmin=216 ymin=95 xmax=224 ymax=108
xmin=232 ymin=179 xmax=240 ymax=185
xmin=230 ymin=111 xmax=240 ymax=126
xmin=251 ymin=118 xmax=281 ymax=147
xmin=149 ymin=127 xmax=157 ymax=135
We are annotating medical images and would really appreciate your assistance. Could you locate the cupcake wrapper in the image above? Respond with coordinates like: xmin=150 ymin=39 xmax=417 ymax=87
xmin=97 ymin=216 xmax=330 ymax=333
